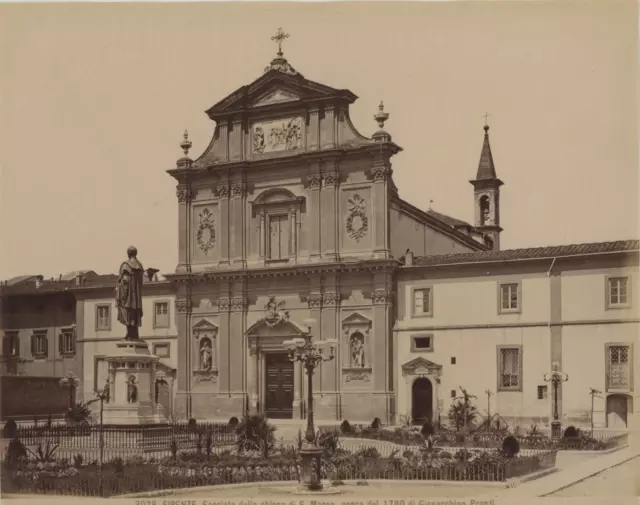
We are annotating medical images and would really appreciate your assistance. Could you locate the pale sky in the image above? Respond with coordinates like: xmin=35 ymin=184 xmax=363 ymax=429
xmin=0 ymin=1 xmax=637 ymax=280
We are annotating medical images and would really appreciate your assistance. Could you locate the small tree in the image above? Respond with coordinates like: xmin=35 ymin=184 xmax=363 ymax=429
xmin=67 ymin=400 xmax=97 ymax=425
xmin=501 ymin=435 xmax=520 ymax=458
xmin=235 ymin=414 xmax=276 ymax=459
xmin=447 ymin=398 xmax=479 ymax=432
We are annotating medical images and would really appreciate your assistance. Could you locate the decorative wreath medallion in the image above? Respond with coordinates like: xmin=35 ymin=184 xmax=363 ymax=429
xmin=346 ymin=194 xmax=368 ymax=242
xmin=196 ymin=208 xmax=216 ymax=254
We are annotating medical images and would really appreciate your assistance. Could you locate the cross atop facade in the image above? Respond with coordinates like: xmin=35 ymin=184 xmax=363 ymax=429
xmin=271 ymin=28 xmax=290 ymax=56
xmin=482 ymin=112 xmax=492 ymax=127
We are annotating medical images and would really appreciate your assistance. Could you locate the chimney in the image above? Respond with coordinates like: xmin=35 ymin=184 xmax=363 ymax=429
xmin=405 ymin=249 xmax=414 ymax=267
xmin=146 ymin=268 xmax=160 ymax=282
xmin=35 ymin=275 xmax=44 ymax=288
xmin=75 ymin=272 xmax=83 ymax=286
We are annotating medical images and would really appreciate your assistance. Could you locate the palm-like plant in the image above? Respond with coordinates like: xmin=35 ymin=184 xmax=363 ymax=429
xmin=235 ymin=414 xmax=277 ymax=459
xmin=448 ymin=399 xmax=479 ymax=432
xmin=66 ymin=400 xmax=97 ymax=425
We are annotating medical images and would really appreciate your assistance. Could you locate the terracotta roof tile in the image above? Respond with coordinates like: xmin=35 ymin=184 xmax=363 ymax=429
xmin=412 ymin=240 xmax=640 ymax=267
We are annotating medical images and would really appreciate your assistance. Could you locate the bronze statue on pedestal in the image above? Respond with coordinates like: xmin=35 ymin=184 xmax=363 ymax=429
xmin=115 ymin=246 xmax=144 ymax=340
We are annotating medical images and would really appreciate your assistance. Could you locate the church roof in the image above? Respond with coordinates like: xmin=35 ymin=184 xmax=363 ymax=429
xmin=426 ymin=208 xmax=473 ymax=229
xmin=411 ymin=240 xmax=640 ymax=267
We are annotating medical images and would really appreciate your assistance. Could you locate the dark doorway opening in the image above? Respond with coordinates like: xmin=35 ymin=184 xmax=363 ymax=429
xmin=412 ymin=377 xmax=433 ymax=425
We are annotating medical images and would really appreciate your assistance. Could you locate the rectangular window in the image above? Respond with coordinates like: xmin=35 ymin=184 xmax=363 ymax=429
xmin=59 ymin=329 xmax=75 ymax=355
xmin=451 ymin=357 xmax=456 ymax=365
xmin=607 ymin=277 xmax=630 ymax=307
xmin=2 ymin=332 xmax=19 ymax=357
xmin=154 ymin=302 xmax=170 ymax=328
xmin=94 ymin=356 xmax=108 ymax=392
xmin=498 ymin=346 xmax=522 ymax=391
xmin=268 ymin=214 xmax=290 ymax=260
xmin=607 ymin=344 xmax=631 ymax=390
xmin=32 ymin=331 xmax=48 ymax=358
xmin=153 ymin=343 xmax=170 ymax=358
xmin=499 ymin=283 xmax=520 ymax=313
xmin=450 ymin=390 xmax=457 ymax=398
xmin=411 ymin=334 xmax=433 ymax=352
xmin=412 ymin=288 xmax=432 ymax=316
xmin=537 ymin=385 xmax=548 ymax=400
xmin=96 ymin=305 xmax=111 ymax=330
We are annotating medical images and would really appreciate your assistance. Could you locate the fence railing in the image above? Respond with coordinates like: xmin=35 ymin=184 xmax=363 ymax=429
xmin=1 ymin=448 xmax=558 ymax=497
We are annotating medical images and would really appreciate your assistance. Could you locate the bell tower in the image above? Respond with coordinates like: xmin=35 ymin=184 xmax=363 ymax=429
xmin=470 ymin=121 xmax=503 ymax=250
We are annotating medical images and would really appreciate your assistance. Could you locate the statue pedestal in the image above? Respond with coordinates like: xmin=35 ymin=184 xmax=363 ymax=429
xmin=103 ymin=339 xmax=166 ymax=425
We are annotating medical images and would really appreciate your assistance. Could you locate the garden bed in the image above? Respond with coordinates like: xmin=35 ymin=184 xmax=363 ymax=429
xmin=1 ymin=444 xmax=558 ymax=497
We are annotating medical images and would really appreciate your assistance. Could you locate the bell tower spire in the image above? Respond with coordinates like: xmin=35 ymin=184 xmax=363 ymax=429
xmin=470 ymin=117 xmax=504 ymax=250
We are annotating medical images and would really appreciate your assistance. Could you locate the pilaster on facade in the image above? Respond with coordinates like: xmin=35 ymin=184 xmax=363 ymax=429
xmin=321 ymin=160 xmax=339 ymax=261
xmin=306 ymin=167 xmax=323 ymax=260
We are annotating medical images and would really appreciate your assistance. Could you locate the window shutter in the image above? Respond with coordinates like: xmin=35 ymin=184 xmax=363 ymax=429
xmin=2 ymin=337 xmax=8 ymax=356
xmin=14 ymin=336 xmax=19 ymax=357
xmin=30 ymin=334 xmax=36 ymax=356
xmin=43 ymin=335 xmax=49 ymax=357
xmin=59 ymin=333 xmax=64 ymax=355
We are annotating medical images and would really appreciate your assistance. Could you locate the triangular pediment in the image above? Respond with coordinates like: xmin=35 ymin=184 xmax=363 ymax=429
xmin=401 ymin=357 xmax=442 ymax=373
xmin=252 ymin=88 xmax=301 ymax=107
xmin=192 ymin=319 xmax=218 ymax=333
xmin=342 ymin=312 xmax=372 ymax=326
xmin=206 ymin=70 xmax=357 ymax=119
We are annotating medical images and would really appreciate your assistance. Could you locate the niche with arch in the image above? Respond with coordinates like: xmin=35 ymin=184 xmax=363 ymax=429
xmin=341 ymin=312 xmax=373 ymax=384
xmin=192 ymin=319 xmax=219 ymax=383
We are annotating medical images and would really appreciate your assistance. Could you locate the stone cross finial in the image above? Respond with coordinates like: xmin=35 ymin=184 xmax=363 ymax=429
xmin=271 ymin=27 xmax=289 ymax=56
xmin=482 ymin=112 xmax=492 ymax=130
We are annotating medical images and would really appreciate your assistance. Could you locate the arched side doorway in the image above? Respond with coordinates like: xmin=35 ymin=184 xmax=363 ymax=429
xmin=412 ymin=377 xmax=433 ymax=425
xmin=606 ymin=394 xmax=630 ymax=428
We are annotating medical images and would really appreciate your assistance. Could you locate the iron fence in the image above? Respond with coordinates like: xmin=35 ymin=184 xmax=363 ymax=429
xmin=1 ymin=447 xmax=558 ymax=497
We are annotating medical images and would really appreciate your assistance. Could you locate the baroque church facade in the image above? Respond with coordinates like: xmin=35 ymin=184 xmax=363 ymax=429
xmin=166 ymin=45 xmax=498 ymax=423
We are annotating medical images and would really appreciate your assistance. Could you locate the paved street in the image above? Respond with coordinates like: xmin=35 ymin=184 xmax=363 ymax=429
xmin=549 ymin=456 xmax=639 ymax=497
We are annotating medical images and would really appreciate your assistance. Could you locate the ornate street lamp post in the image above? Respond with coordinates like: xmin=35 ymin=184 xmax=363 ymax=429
xmin=94 ymin=379 xmax=110 ymax=497
xmin=544 ymin=361 xmax=568 ymax=439
xmin=283 ymin=319 xmax=336 ymax=492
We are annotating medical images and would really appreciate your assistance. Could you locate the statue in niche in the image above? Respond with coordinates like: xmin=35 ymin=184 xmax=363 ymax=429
xmin=351 ymin=333 xmax=365 ymax=368
xmin=200 ymin=338 xmax=213 ymax=371
xmin=126 ymin=376 xmax=138 ymax=403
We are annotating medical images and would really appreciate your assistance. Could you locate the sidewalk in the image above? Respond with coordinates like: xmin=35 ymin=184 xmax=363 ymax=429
xmin=507 ymin=444 xmax=640 ymax=497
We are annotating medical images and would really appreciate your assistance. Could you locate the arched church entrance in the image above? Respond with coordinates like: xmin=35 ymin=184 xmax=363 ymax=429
xmin=412 ymin=377 xmax=433 ymax=425
xmin=606 ymin=394 xmax=629 ymax=428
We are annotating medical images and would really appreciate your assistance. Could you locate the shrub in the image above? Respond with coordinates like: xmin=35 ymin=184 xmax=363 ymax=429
xmin=228 ymin=416 xmax=239 ymax=428
xmin=205 ymin=433 xmax=213 ymax=459
xmin=317 ymin=430 xmax=340 ymax=458
xmin=5 ymin=437 xmax=27 ymax=467
xmin=46 ymin=414 xmax=53 ymax=429
xmin=169 ymin=439 xmax=178 ymax=461
xmin=448 ymin=398 xmax=479 ymax=432
xmin=73 ymin=453 xmax=84 ymax=468
xmin=188 ymin=418 xmax=197 ymax=429
xmin=421 ymin=421 xmax=435 ymax=438
xmin=26 ymin=441 xmax=59 ymax=462
xmin=66 ymin=401 xmax=93 ymax=425
xmin=340 ymin=420 xmax=352 ymax=434
xmin=371 ymin=417 xmax=382 ymax=430
xmin=236 ymin=414 xmax=276 ymax=459
xmin=501 ymin=435 xmax=520 ymax=458
xmin=113 ymin=457 xmax=125 ymax=476
xmin=563 ymin=426 xmax=579 ymax=438
xmin=2 ymin=420 xmax=18 ymax=439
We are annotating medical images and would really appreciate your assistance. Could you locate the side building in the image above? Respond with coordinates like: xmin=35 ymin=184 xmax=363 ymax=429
xmin=396 ymin=240 xmax=639 ymax=431
xmin=71 ymin=270 xmax=178 ymax=418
